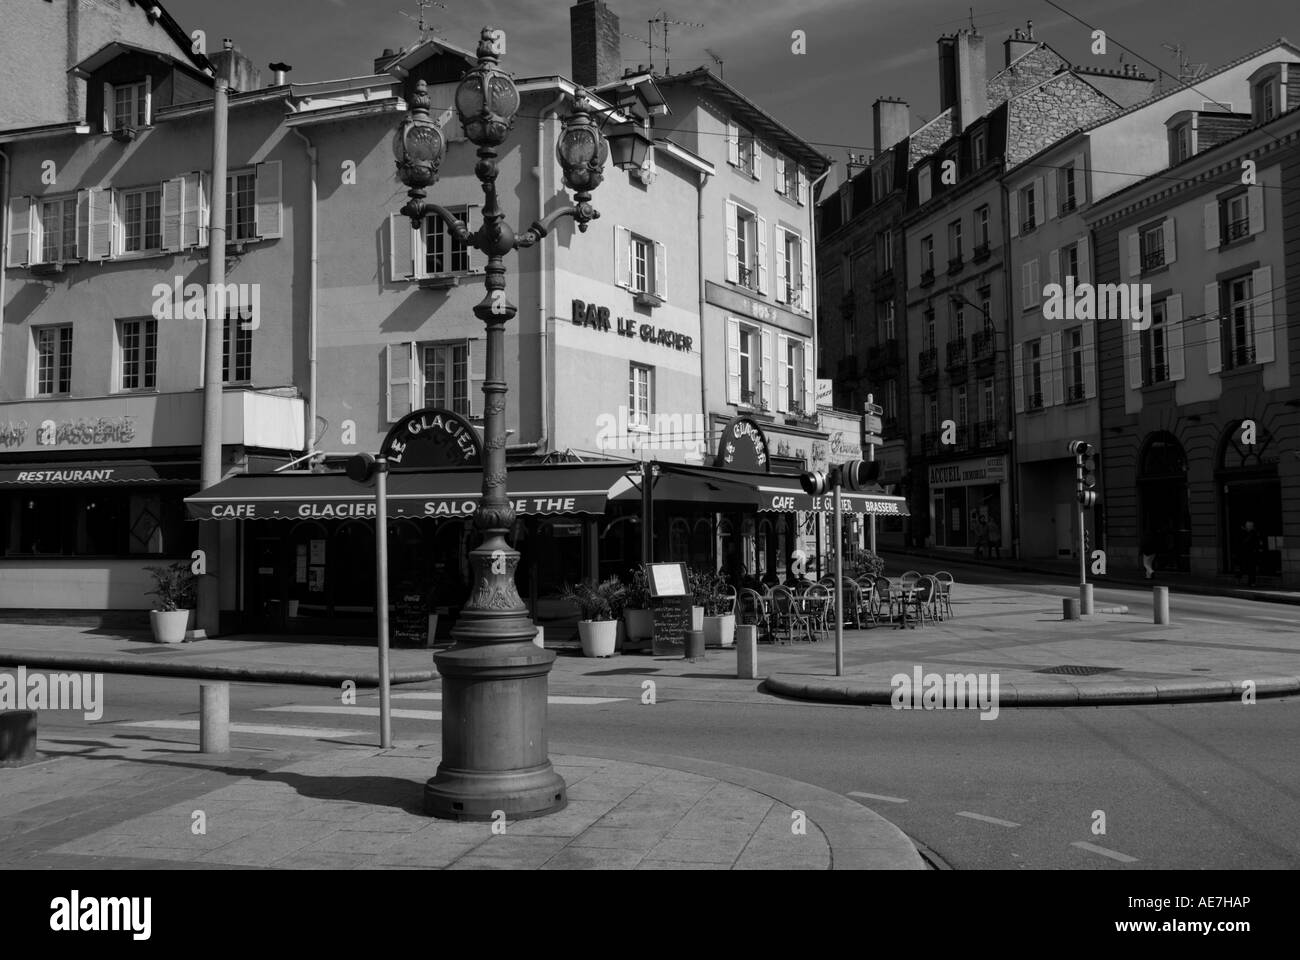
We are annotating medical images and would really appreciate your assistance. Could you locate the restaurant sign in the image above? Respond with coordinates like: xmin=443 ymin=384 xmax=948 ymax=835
xmin=714 ymin=417 xmax=770 ymax=473
xmin=381 ymin=408 xmax=482 ymax=468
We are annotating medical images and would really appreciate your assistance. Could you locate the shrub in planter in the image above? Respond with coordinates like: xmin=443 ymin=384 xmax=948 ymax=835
xmin=145 ymin=560 xmax=196 ymax=644
xmin=622 ymin=566 xmax=655 ymax=642
xmin=560 ymin=577 xmax=626 ymax=658
xmin=848 ymin=551 xmax=887 ymax=581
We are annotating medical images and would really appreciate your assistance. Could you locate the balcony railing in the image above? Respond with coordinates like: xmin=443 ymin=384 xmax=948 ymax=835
xmin=1020 ymin=216 xmax=1036 ymax=233
xmin=1065 ymin=381 xmax=1086 ymax=404
xmin=1224 ymin=217 xmax=1250 ymax=243
xmin=1225 ymin=341 xmax=1257 ymax=369
xmin=737 ymin=263 xmax=757 ymax=290
xmin=1141 ymin=247 xmax=1165 ymax=271
xmin=971 ymin=328 xmax=996 ymax=365
xmin=945 ymin=337 xmax=968 ymax=370
xmin=919 ymin=267 xmax=935 ymax=287
xmin=1060 ymin=195 xmax=1077 ymax=214
xmin=974 ymin=419 xmax=1000 ymax=448
xmin=918 ymin=348 xmax=938 ymax=380
xmin=1144 ymin=363 xmax=1169 ymax=386
xmin=972 ymin=242 xmax=990 ymax=262
xmin=922 ymin=430 xmax=942 ymax=456
xmin=947 ymin=255 xmax=964 ymax=275
xmin=1025 ymin=391 xmax=1044 ymax=411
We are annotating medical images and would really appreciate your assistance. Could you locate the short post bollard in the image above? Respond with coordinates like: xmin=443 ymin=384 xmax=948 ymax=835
xmin=736 ymin=625 xmax=758 ymax=679
xmin=0 ymin=711 xmax=38 ymax=767
xmin=1153 ymin=585 xmax=1170 ymax=625
xmin=684 ymin=629 xmax=705 ymax=661
xmin=1080 ymin=583 xmax=1094 ymax=616
xmin=200 ymin=682 xmax=230 ymax=753
xmin=1063 ymin=598 xmax=1080 ymax=621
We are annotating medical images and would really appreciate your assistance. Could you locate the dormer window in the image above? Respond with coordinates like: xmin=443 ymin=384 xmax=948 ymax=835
xmin=1256 ymin=78 xmax=1277 ymax=122
xmin=1170 ymin=122 xmax=1192 ymax=163
xmin=972 ymin=130 xmax=987 ymax=170
xmin=108 ymin=79 xmax=150 ymax=133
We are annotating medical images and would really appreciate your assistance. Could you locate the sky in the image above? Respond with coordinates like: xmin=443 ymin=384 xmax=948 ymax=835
xmin=163 ymin=0 xmax=1299 ymax=189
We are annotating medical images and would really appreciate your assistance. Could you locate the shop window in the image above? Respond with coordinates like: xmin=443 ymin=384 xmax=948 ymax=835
xmin=2 ymin=488 xmax=193 ymax=557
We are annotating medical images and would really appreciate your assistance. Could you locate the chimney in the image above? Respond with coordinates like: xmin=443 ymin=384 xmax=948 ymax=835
xmin=374 ymin=48 xmax=399 ymax=74
xmin=937 ymin=35 xmax=958 ymax=112
xmin=873 ymin=97 xmax=910 ymax=152
xmin=209 ymin=39 xmax=262 ymax=92
xmin=1004 ymin=20 xmax=1038 ymax=66
xmin=955 ymin=30 xmax=987 ymax=131
xmin=570 ymin=0 xmax=621 ymax=87
xmin=268 ymin=62 xmax=291 ymax=86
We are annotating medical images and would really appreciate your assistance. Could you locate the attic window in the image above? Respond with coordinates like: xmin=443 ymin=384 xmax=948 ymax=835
xmin=112 ymin=80 xmax=149 ymax=131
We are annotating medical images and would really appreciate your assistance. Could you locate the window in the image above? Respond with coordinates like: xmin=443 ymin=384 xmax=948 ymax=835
xmin=422 ymin=342 xmax=470 ymax=415
xmin=1023 ymin=341 xmax=1043 ymax=409
xmin=3 ymin=489 xmax=194 ymax=558
xmin=877 ymin=229 xmax=893 ymax=273
xmin=1018 ymin=183 xmax=1036 ymax=231
xmin=425 ymin=205 xmax=471 ymax=275
xmin=926 ymin=399 xmax=939 ymax=434
xmin=921 ymin=235 xmax=934 ymax=274
xmin=1257 ymin=79 xmax=1276 ymax=121
xmin=737 ymin=128 xmax=757 ymax=176
xmin=1140 ymin=222 xmax=1165 ymax=271
xmin=1143 ymin=299 xmax=1169 ymax=384
xmin=784 ymin=339 xmax=805 ymax=412
xmin=980 ymin=377 xmax=995 ymax=422
xmin=954 ymin=385 xmax=967 ymax=426
xmin=119 ymin=318 xmax=157 ymax=391
xmin=779 ymin=230 xmax=803 ymax=306
xmin=629 ymin=364 xmax=653 ymax=427
xmin=975 ymin=205 xmax=990 ymax=248
xmin=843 ymin=313 xmax=856 ymax=355
xmin=1171 ymin=123 xmax=1191 ymax=163
xmin=226 ymin=171 xmax=256 ymax=242
xmin=972 ymin=130 xmax=987 ymax=169
xmin=952 ymin=305 xmax=965 ymax=340
xmin=1066 ymin=326 xmax=1085 ymax=401
xmin=1060 ymin=163 xmax=1077 ymax=213
xmin=35 ymin=326 xmax=72 ymax=396
xmin=779 ymin=160 xmax=798 ymax=198
xmin=1221 ymin=192 xmax=1250 ymax=243
xmin=1225 ymin=275 xmax=1256 ymax=368
xmin=734 ymin=205 xmax=758 ymax=289
xmin=918 ymin=166 xmax=932 ymax=204
xmin=222 ymin=314 xmax=252 ymax=383
xmin=37 ymin=196 xmax=77 ymax=263
xmin=1063 ymin=243 xmax=1079 ymax=280
xmin=120 ymin=186 xmax=162 ymax=253
xmin=738 ymin=324 xmax=760 ymax=402
xmin=884 ymin=379 xmax=898 ymax=421
xmin=631 ymin=235 xmax=651 ymax=293
xmin=112 ymin=80 xmax=148 ymax=131
xmin=948 ymin=219 xmax=963 ymax=260
xmin=925 ymin=310 xmax=936 ymax=351
xmin=880 ymin=300 xmax=896 ymax=340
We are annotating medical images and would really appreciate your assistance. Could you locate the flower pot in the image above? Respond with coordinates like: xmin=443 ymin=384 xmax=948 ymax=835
xmin=577 ymin=619 xmax=618 ymax=658
xmin=624 ymin=608 xmax=654 ymax=641
xmin=150 ymin=609 xmax=190 ymax=644
xmin=691 ymin=605 xmax=704 ymax=632
xmin=703 ymin=613 xmax=735 ymax=648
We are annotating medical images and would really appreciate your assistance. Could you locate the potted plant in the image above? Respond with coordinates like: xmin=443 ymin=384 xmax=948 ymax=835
xmin=145 ymin=560 xmax=196 ymax=644
xmin=687 ymin=567 xmax=711 ymax=632
xmin=698 ymin=570 xmax=736 ymax=648
xmin=560 ymin=577 xmax=626 ymax=658
xmin=622 ymin=566 xmax=654 ymax=647
xmin=848 ymin=551 xmax=887 ymax=581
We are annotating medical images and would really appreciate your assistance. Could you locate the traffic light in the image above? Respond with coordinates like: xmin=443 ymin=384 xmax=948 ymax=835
xmin=1068 ymin=440 xmax=1098 ymax=508
xmin=346 ymin=453 xmax=378 ymax=484
xmin=840 ymin=459 xmax=881 ymax=491
xmin=800 ymin=470 xmax=832 ymax=495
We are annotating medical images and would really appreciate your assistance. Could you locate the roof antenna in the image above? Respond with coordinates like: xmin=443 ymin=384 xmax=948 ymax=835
xmin=705 ymin=47 xmax=724 ymax=79
xmin=649 ymin=10 xmax=704 ymax=75
xmin=398 ymin=0 xmax=446 ymax=43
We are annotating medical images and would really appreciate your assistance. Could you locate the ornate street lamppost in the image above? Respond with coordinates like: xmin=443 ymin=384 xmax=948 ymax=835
xmin=392 ymin=27 xmax=611 ymax=820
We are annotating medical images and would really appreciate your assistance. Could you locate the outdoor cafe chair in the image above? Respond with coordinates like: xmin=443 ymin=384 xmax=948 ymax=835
xmin=737 ymin=588 xmax=769 ymax=641
xmin=719 ymin=583 xmax=739 ymax=616
xmin=803 ymin=583 xmax=832 ymax=641
xmin=769 ymin=586 xmax=812 ymax=644
xmin=854 ymin=576 xmax=880 ymax=626
xmin=933 ymin=572 xmax=954 ymax=619
xmin=899 ymin=570 xmax=922 ymax=589
xmin=909 ymin=577 xmax=938 ymax=627
xmin=873 ymin=576 xmax=898 ymax=622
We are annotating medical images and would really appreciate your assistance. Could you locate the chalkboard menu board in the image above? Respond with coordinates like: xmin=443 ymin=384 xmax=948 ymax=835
xmin=391 ymin=588 xmax=429 ymax=648
xmin=652 ymin=595 xmax=692 ymax=657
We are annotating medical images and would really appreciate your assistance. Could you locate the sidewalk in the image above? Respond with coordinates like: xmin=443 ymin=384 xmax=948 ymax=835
xmin=0 ymin=731 xmax=923 ymax=870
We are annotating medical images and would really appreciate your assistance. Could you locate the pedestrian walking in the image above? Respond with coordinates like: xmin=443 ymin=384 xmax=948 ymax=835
xmin=1239 ymin=520 xmax=1262 ymax=587
xmin=986 ymin=518 xmax=1002 ymax=559
xmin=1140 ymin=529 xmax=1158 ymax=579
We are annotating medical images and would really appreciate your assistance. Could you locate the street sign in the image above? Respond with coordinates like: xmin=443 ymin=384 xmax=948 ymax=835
xmin=863 ymin=414 xmax=883 ymax=435
xmin=863 ymin=401 xmax=883 ymax=415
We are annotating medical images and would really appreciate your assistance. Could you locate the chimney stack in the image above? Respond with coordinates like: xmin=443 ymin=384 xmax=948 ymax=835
xmin=209 ymin=40 xmax=262 ymax=92
xmin=873 ymin=97 xmax=910 ymax=152
xmin=570 ymin=0 xmax=621 ymax=88
xmin=1004 ymin=20 xmax=1038 ymax=66
xmin=268 ymin=62 xmax=292 ymax=86
xmin=955 ymin=30 xmax=987 ymax=131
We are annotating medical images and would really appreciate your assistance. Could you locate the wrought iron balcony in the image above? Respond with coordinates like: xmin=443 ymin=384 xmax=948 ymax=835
xmin=1025 ymin=391 xmax=1044 ymax=411
xmin=737 ymin=263 xmax=757 ymax=290
xmin=945 ymin=337 xmax=968 ymax=371
xmin=971 ymin=328 xmax=997 ymax=365
xmin=1226 ymin=342 xmax=1257 ymax=369
xmin=1065 ymin=382 xmax=1086 ymax=404
xmin=918 ymin=348 xmax=938 ymax=380
xmin=922 ymin=430 xmax=942 ymax=456
xmin=1141 ymin=248 xmax=1165 ymax=271
xmin=919 ymin=267 xmax=935 ymax=287
xmin=947 ymin=255 xmax=964 ymax=275
xmin=1060 ymin=195 xmax=1077 ymax=213
xmin=1224 ymin=217 xmax=1250 ymax=243
xmin=972 ymin=242 xmax=990 ymax=262
xmin=974 ymin=418 xmax=1000 ymax=448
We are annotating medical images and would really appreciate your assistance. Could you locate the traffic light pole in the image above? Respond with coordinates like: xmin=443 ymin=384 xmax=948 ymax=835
xmin=834 ymin=482 xmax=844 ymax=678
xmin=867 ymin=443 xmax=877 ymax=555
xmin=375 ymin=457 xmax=392 ymax=750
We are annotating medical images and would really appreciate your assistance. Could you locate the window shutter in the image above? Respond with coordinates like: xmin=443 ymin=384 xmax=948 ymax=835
xmin=1252 ymin=266 xmax=1274 ymax=363
xmin=198 ymin=172 xmax=210 ymax=246
xmin=1020 ymin=259 xmax=1035 ymax=310
xmin=1126 ymin=232 xmax=1140 ymax=279
xmin=1125 ymin=322 xmax=1142 ymax=390
xmin=179 ymin=172 xmax=201 ymax=249
xmin=468 ymin=337 xmax=487 ymax=417
xmin=773 ymin=225 xmax=787 ymax=302
xmin=75 ymin=189 xmax=89 ymax=260
xmin=797 ymin=168 xmax=808 ymax=206
xmin=1038 ymin=334 xmax=1053 ymax=406
xmin=1050 ymin=331 xmax=1064 ymax=406
xmin=1082 ymin=321 xmax=1097 ymax=398
xmin=760 ymin=329 xmax=773 ymax=406
xmin=800 ymin=234 xmax=811 ymax=313
xmin=775 ymin=155 xmax=786 ymax=194
xmin=88 ymin=188 xmax=114 ymax=260
xmin=1204 ymin=282 xmax=1221 ymax=374
xmin=753 ymin=140 xmax=762 ymax=180
xmin=102 ymin=82 xmax=112 ymax=132
xmin=653 ymin=240 xmax=666 ymax=300
xmin=1167 ymin=294 xmax=1185 ymax=381
xmin=1048 ymin=248 xmax=1060 ymax=286
xmin=724 ymin=199 xmax=739 ymax=283
xmin=1203 ymin=200 xmax=1219 ymax=250
xmin=143 ymin=76 xmax=152 ymax=125
xmin=254 ymin=160 xmax=282 ymax=239
xmin=727 ymin=120 xmax=739 ymax=166
xmin=1076 ymin=238 xmax=1090 ymax=285
xmin=803 ymin=339 xmax=815 ymax=412
xmin=1163 ymin=217 xmax=1177 ymax=264
xmin=615 ymin=225 xmax=630 ymax=288
xmin=726 ymin=318 xmax=741 ymax=403
xmin=918 ymin=166 xmax=931 ymax=204
xmin=161 ymin=177 xmax=184 ymax=252
xmin=386 ymin=342 xmax=414 ymax=422
xmin=1013 ymin=343 xmax=1024 ymax=412
xmin=1046 ymin=167 xmax=1058 ymax=220
xmin=776 ymin=334 xmax=789 ymax=412
xmin=388 ymin=212 xmax=414 ymax=281
xmin=6 ymin=196 xmax=32 ymax=267
xmin=1032 ymin=177 xmax=1044 ymax=222
xmin=756 ymin=216 xmax=769 ymax=295
xmin=1074 ymin=152 xmax=1086 ymax=203
xmin=1247 ymin=185 xmax=1264 ymax=235
xmin=1008 ymin=188 xmax=1019 ymax=238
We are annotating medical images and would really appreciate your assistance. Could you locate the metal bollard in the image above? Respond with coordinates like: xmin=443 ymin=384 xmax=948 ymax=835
xmin=1080 ymin=583 xmax=1094 ymax=616
xmin=684 ymin=629 xmax=705 ymax=660
xmin=200 ymin=682 xmax=230 ymax=753
xmin=1063 ymin=598 xmax=1080 ymax=620
xmin=0 ymin=710 xmax=38 ymax=767
xmin=736 ymin=625 xmax=758 ymax=679
xmin=1153 ymin=586 xmax=1170 ymax=625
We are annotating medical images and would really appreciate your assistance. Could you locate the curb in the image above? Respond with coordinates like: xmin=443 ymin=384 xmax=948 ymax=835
xmin=763 ymin=673 xmax=1300 ymax=707
xmin=0 ymin=652 xmax=436 ymax=687
xmin=553 ymin=740 xmax=926 ymax=870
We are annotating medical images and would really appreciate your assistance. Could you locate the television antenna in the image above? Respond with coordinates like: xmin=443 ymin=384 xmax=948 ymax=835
xmin=705 ymin=48 xmax=725 ymax=79
xmin=621 ymin=30 xmax=662 ymax=70
xmin=649 ymin=10 xmax=704 ymax=75
xmin=1161 ymin=42 xmax=1207 ymax=86
xmin=399 ymin=0 xmax=447 ymax=43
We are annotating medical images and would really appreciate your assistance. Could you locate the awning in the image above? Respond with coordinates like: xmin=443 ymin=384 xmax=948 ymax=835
xmin=184 ymin=462 xmax=635 ymax=520
xmin=0 ymin=460 xmax=199 ymax=485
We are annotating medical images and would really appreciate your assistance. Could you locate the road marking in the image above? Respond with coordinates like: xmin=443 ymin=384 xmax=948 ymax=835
xmin=257 ymin=705 xmax=442 ymax=720
xmin=1072 ymin=840 xmax=1138 ymax=863
xmin=956 ymin=811 xmax=1020 ymax=828
xmin=116 ymin=720 xmax=366 ymax=739
xmin=386 ymin=692 xmax=624 ymax=705
xmin=848 ymin=791 xmax=909 ymax=804
xmin=1182 ymin=616 xmax=1228 ymax=624
xmin=1248 ymin=615 xmax=1299 ymax=625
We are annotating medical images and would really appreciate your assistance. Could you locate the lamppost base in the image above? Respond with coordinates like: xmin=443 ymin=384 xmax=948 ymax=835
xmin=424 ymin=639 xmax=567 ymax=821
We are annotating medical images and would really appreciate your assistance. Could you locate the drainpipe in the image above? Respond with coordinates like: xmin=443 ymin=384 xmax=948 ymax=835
xmin=290 ymin=127 xmax=318 ymax=454
xmin=0 ymin=148 xmax=8 ymax=380
xmin=1000 ymin=177 xmax=1021 ymax=559
xmin=532 ymin=90 xmax=567 ymax=456
xmin=696 ymin=168 xmax=709 ymax=453
xmin=808 ymin=166 xmax=833 ymax=400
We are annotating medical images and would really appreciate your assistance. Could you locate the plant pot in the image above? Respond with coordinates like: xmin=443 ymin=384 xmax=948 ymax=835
xmin=577 ymin=619 xmax=618 ymax=658
xmin=150 ymin=609 xmax=189 ymax=644
xmin=615 ymin=618 xmax=626 ymax=653
xmin=703 ymin=613 xmax=735 ymax=648
xmin=691 ymin=605 xmax=704 ymax=632
xmin=624 ymin=608 xmax=654 ymax=641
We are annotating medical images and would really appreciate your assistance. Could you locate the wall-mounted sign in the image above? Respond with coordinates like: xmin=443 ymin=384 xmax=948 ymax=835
xmin=714 ymin=417 xmax=770 ymax=473
xmin=928 ymin=455 xmax=1006 ymax=488
xmin=0 ymin=417 xmax=138 ymax=448
xmin=571 ymin=299 xmax=693 ymax=353
xmin=815 ymin=379 xmax=833 ymax=407
xmin=381 ymin=408 xmax=483 ymax=468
